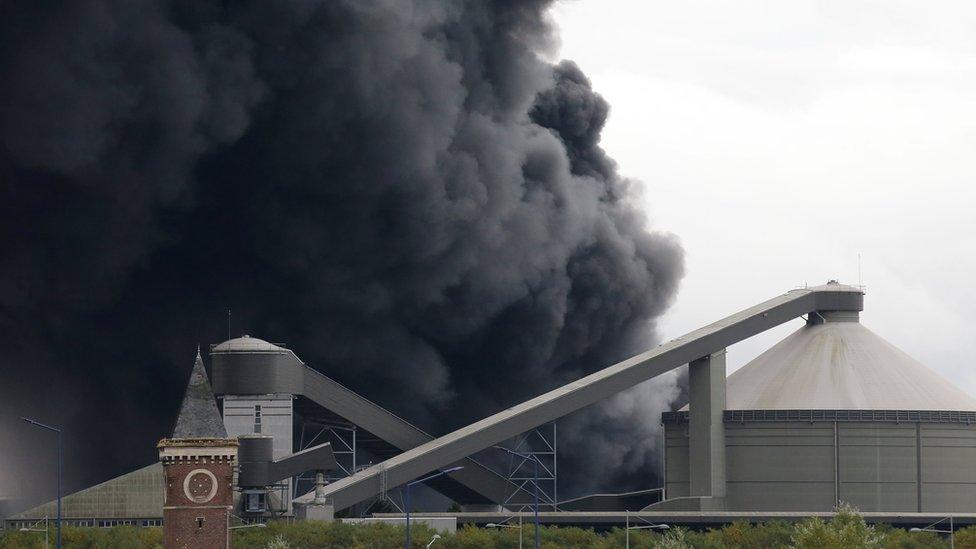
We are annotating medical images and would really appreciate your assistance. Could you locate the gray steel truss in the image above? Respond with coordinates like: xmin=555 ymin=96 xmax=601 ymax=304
xmin=501 ymin=423 xmax=558 ymax=511
xmin=299 ymin=283 xmax=863 ymax=511
xmin=293 ymin=423 xmax=358 ymax=500
xmin=212 ymin=342 xmax=515 ymax=505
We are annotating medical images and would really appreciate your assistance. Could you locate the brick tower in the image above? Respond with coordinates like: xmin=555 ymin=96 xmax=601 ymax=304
xmin=158 ymin=349 xmax=238 ymax=548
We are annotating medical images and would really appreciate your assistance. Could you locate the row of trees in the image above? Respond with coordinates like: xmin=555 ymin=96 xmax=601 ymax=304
xmin=1 ymin=506 xmax=972 ymax=548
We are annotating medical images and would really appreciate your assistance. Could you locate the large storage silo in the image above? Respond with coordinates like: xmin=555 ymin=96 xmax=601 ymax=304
xmin=211 ymin=336 xmax=298 ymax=514
xmin=662 ymin=307 xmax=976 ymax=513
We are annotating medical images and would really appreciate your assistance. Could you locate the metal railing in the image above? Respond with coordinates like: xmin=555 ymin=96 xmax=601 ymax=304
xmin=662 ymin=409 xmax=976 ymax=424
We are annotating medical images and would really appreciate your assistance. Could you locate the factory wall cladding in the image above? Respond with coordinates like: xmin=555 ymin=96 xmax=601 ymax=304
xmin=664 ymin=416 xmax=976 ymax=512
xmin=224 ymin=398 xmax=294 ymax=513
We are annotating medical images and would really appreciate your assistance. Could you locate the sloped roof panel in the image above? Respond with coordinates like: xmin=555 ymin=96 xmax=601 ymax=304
xmin=724 ymin=321 xmax=976 ymax=411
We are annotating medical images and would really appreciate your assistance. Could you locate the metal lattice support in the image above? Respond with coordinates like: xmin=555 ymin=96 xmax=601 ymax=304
xmin=384 ymin=488 xmax=404 ymax=513
xmin=360 ymin=488 xmax=403 ymax=515
xmin=502 ymin=422 xmax=558 ymax=511
xmin=325 ymin=425 xmax=358 ymax=478
xmin=292 ymin=422 xmax=358 ymax=500
xmin=377 ymin=469 xmax=405 ymax=513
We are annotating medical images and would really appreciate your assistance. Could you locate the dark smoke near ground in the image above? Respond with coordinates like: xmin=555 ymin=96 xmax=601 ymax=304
xmin=0 ymin=0 xmax=683 ymax=512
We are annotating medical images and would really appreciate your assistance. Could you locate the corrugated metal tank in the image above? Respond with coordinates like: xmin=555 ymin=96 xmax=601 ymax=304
xmin=663 ymin=311 xmax=976 ymax=512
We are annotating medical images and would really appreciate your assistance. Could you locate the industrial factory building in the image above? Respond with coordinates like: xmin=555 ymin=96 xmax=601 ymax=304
xmin=6 ymin=281 xmax=976 ymax=530
xmin=2 ymin=464 xmax=164 ymax=530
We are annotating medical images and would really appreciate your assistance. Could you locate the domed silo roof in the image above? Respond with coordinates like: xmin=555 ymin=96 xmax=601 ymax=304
xmin=211 ymin=334 xmax=285 ymax=353
xmin=725 ymin=313 xmax=976 ymax=411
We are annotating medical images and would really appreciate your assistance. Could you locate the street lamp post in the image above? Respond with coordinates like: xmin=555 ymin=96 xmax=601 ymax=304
xmin=487 ymin=516 xmax=523 ymax=549
xmin=404 ymin=466 xmax=464 ymax=549
xmin=229 ymin=522 xmax=268 ymax=530
xmin=19 ymin=517 xmax=49 ymax=549
xmin=494 ymin=446 xmax=542 ymax=549
xmin=625 ymin=509 xmax=669 ymax=549
xmin=22 ymin=418 xmax=61 ymax=549
xmin=911 ymin=516 xmax=954 ymax=549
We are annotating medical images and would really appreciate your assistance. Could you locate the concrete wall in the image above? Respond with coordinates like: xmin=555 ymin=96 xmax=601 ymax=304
xmin=664 ymin=418 xmax=976 ymax=512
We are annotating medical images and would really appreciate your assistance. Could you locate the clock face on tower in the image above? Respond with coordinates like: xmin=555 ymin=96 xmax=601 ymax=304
xmin=183 ymin=468 xmax=219 ymax=503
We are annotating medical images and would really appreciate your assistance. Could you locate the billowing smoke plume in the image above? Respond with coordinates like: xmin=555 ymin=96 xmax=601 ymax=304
xmin=0 ymin=0 xmax=682 ymax=510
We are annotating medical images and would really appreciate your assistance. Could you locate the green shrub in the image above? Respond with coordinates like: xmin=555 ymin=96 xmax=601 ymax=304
xmin=232 ymin=520 xmax=440 ymax=548
xmin=792 ymin=503 xmax=884 ymax=549
xmin=0 ymin=508 xmax=966 ymax=549
xmin=657 ymin=527 xmax=694 ymax=549
xmin=877 ymin=524 xmax=948 ymax=549
xmin=956 ymin=526 xmax=976 ymax=549
xmin=601 ymin=526 xmax=659 ymax=549
xmin=0 ymin=530 xmax=45 ymax=549
xmin=444 ymin=524 xmax=495 ymax=548
xmin=694 ymin=520 xmax=793 ymax=549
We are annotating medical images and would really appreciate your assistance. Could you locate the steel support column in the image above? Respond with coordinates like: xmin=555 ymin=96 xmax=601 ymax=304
xmin=689 ymin=349 xmax=726 ymax=498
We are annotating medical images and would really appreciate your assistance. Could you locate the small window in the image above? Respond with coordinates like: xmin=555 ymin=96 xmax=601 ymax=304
xmin=254 ymin=405 xmax=262 ymax=433
xmin=196 ymin=516 xmax=205 ymax=529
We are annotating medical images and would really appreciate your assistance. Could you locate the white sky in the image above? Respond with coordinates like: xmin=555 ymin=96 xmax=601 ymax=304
xmin=552 ymin=1 xmax=976 ymax=394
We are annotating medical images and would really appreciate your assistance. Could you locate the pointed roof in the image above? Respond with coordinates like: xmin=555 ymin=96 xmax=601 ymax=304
xmin=723 ymin=319 xmax=976 ymax=411
xmin=171 ymin=348 xmax=228 ymax=439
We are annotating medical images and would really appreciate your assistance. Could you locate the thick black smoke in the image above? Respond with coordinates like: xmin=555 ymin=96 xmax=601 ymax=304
xmin=0 ymin=0 xmax=682 ymax=511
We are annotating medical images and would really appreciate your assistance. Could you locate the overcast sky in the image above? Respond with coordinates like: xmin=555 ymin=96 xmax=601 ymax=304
xmin=552 ymin=1 xmax=976 ymax=393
